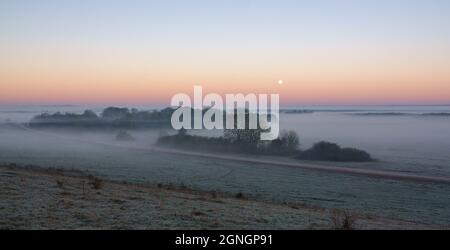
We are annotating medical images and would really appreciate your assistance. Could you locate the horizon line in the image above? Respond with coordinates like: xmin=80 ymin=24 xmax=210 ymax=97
xmin=1 ymin=103 xmax=450 ymax=108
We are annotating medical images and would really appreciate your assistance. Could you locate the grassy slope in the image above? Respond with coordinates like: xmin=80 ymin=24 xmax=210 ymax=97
xmin=0 ymin=165 xmax=439 ymax=230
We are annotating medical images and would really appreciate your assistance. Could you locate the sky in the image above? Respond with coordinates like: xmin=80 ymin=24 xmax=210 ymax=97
xmin=1 ymin=0 xmax=450 ymax=106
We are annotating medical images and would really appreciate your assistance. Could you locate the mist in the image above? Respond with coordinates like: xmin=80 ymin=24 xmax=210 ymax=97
xmin=1 ymin=105 xmax=450 ymax=226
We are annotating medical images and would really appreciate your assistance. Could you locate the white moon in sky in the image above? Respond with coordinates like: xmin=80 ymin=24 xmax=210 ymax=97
xmin=278 ymin=80 xmax=284 ymax=85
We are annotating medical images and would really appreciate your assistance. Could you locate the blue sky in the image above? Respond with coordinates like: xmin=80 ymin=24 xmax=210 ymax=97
xmin=2 ymin=0 xmax=449 ymax=51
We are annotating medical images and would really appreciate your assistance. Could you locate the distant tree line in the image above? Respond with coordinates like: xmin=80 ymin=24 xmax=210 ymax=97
xmin=29 ymin=107 xmax=175 ymax=129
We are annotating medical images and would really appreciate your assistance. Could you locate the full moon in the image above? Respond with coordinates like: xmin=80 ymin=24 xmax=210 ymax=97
xmin=278 ymin=80 xmax=284 ymax=85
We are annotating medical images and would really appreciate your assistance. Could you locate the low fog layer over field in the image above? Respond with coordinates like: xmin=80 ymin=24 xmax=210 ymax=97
xmin=1 ymin=105 xmax=450 ymax=227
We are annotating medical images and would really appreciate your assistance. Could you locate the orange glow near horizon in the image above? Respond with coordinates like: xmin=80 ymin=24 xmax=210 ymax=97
xmin=1 ymin=53 xmax=450 ymax=106
xmin=1 ymin=1 xmax=450 ymax=106
xmin=1 ymin=38 xmax=450 ymax=106
xmin=2 ymin=79 xmax=450 ymax=106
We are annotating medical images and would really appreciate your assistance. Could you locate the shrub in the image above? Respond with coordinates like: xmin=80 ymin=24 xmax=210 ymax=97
xmin=88 ymin=175 xmax=103 ymax=190
xmin=329 ymin=210 xmax=356 ymax=230
xmin=235 ymin=192 xmax=244 ymax=199
xmin=115 ymin=130 xmax=135 ymax=141
xmin=298 ymin=141 xmax=373 ymax=162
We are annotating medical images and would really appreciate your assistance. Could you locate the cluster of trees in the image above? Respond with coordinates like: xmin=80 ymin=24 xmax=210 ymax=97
xmin=159 ymin=127 xmax=299 ymax=155
xmin=157 ymin=128 xmax=244 ymax=153
xmin=260 ymin=131 xmax=300 ymax=155
xmin=297 ymin=141 xmax=373 ymax=162
xmin=29 ymin=107 xmax=175 ymax=129
xmin=157 ymin=128 xmax=373 ymax=162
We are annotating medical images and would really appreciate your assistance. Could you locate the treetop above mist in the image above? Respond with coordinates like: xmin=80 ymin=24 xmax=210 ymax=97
xmin=29 ymin=107 xmax=175 ymax=129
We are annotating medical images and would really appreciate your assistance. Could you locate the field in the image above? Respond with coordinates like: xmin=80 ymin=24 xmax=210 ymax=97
xmin=0 ymin=164 xmax=439 ymax=230
xmin=1 ymin=122 xmax=450 ymax=228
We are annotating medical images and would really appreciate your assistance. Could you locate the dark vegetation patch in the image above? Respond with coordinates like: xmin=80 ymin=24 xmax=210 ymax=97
xmin=29 ymin=107 xmax=175 ymax=129
xmin=329 ymin=210 xmax=357 ymax=230
xmin=88 ymin=175 xmax=103 ymax=190
xmin=157 ymin=129 xmax=373 ymax=162
xmin=297 ymin=141 xmax=373 ymax=162
xmin=115 ymin=130 xmax=135 ymax=141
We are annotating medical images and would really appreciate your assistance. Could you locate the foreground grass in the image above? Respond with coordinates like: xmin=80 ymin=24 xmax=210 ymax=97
xmin=0 ymin=164 xmax=437 ymax=230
